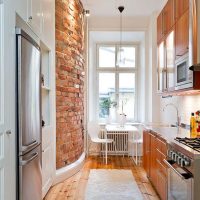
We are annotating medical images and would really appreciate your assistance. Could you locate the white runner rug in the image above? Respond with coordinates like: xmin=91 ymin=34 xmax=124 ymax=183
xmin=85 ymin=169 xmax=143 ymax=200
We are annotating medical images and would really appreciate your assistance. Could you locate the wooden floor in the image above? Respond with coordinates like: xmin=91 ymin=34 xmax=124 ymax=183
xmin=44 ymin=156 xmax=160 ymax=200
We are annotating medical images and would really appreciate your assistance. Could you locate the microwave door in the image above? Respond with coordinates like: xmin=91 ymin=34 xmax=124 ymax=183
xmin=177 ymin=62 xmax=187 ymax=85
xmin=17 ymin=34 xmax=41 ymax=155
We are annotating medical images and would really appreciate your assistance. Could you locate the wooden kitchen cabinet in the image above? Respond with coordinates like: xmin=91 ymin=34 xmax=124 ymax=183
xmin=149 ymin=133 xmax=157 ymax=188
xmin=143 ymin=131 xmax=168 ymax=200
xmin=174 ymin=0 xmax=189 ymax=20
xmin=175 ymin=9 xmax=189 ymax=58
xmin=156 ymin=137 xmax=168 ymax=200
xmin=157 ymin=169 xmax=167 ymax=200
xmin=157 ymin=0 xmax=175 ymax=44
xmin=163 ymin=0 xmax=175 ymax=34
xmin=143 ymin=130 xmax=151 ymax=176
xmin=156 ymin=0 xmax=192 ymax=94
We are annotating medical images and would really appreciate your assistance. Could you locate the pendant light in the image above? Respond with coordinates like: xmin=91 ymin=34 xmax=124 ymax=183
xmin=117 ymin=6 xmax=125 ymax=66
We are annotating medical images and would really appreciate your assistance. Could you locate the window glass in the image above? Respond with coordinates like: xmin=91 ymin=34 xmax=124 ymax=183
xmin=117 ymin=46 xmax=135 ymax=68
xmin=119 ymin=73 xmax=135 ymax=119
xmin=99 ymin=73 xmax=116 ymax=119
xmin=99 ymin=46 xmax=115 ymax=68
xmin=97 ymin=45 xmax=137 ymax=121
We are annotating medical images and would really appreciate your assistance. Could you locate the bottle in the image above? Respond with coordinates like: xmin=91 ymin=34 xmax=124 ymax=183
xmin=196 ymin=111 xmax=200 ymax=136
xmin=190 ymin=112 xmax=197 ymax=138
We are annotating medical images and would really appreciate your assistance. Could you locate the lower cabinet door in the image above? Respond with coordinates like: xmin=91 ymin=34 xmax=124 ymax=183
xmin=157 ymin=170 xmax=167 ymax=200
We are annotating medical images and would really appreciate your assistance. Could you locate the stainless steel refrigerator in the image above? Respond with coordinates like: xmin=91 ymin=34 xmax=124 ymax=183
xmin=16 ymin=28 xmax=42 ymax=200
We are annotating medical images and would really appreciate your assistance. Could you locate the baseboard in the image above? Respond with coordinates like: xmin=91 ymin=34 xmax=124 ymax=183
xmin=42 ymin=178 xmax=53 ymax=198
xmin=53 ymin=152 xmax=85 ymax=185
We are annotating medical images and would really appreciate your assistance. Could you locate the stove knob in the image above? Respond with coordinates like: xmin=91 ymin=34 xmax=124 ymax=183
xmin=168 ymin=150 xmax=173 ymax=158
xmin=184 ymin=159 xmax=190 ymax=167
xmin=175 ymin=155 xmax=179 ymax=163
xmin=173 ymin=152 xmax=177 ymax=161
xmin=177 ymin=156 xmax=182 ymax=165
xmin=180 ymin=159 xmax=184 ymax=167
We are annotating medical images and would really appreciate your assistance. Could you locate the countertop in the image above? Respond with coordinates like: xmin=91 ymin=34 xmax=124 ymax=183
xmin=144 ymin=126 xmax=191 ymax=143
xmin=144 ymin=125 xmax=200 ymax=159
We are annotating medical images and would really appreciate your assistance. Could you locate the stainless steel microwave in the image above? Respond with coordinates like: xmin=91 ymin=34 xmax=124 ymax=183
xmin=175 ymin=53 xmax=193 ymax=90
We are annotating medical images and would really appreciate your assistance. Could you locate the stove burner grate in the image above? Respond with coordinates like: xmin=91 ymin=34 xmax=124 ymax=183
xmin=175 ymin=137 xmax=200 ymax=152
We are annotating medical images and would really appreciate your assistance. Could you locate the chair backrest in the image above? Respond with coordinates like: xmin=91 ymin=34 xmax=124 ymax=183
xmin=87 ymin=121 xmax=101 ymax=140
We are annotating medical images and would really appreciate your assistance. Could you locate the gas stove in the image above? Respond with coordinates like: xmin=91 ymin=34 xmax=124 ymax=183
xmin=175 ymin=137 xmax=200 ymax=152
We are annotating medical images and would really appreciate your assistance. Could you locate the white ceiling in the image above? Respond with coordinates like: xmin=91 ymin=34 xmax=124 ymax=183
xmin=81 ymin=0 xmax=167 ymax=17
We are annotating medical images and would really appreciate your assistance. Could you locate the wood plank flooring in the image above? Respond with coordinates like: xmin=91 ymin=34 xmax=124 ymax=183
xmin=44 ymin=156 xmax=160 ymax=200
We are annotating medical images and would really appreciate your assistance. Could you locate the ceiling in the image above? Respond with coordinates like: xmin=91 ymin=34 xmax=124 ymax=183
xmin=81 ymin=0 xmax=167 ymax=17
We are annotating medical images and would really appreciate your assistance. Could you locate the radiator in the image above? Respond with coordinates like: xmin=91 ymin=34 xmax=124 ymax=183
xmin=100 ymin=130 xmax=129 ymax=155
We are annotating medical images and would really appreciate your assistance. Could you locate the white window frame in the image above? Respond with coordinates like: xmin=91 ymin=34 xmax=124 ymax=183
xmin=96 ymin=43 xmax=139 ymax=122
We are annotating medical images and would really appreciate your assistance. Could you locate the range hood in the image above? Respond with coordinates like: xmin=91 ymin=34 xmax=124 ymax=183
xmin=189 ymin=0 xmax=200 ymax=70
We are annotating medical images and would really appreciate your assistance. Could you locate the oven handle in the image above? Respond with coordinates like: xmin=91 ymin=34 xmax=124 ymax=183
xmin=163 ymin=159 xmax=193 ymax=180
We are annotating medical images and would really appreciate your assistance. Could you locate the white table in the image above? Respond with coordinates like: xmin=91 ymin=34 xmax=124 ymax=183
xmin=105 ymin=124 xmax=138 ymax=132
xmin=105 ymin=125 xmax=139 ymax=159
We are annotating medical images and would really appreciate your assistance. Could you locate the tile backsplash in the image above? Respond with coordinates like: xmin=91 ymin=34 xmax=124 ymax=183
xmin=160 ymin=95 xmax=200 ymax=125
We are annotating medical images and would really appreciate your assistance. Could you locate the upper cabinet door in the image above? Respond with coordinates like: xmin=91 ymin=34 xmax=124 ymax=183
xmin=175 ymin=9 xmax=189 ymax=59
xmin=166 ymin=31 xmax=175 ymax=90
xmin=28 ymin=0 xmax=42 ymax=36
xmin=15 ymin=0 xmax=28 ymax=22
xmin=41 ymin=0 xmax=54 ymax=46
xmin=174 ymin=0 xmax=189 ymax=20
xmin=163 ymin=0 xmax=175 ymax=34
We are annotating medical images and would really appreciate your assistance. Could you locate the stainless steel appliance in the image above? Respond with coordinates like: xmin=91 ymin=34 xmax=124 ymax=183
xmin=175 ymin=53 xmax=193 ymax=90
xmin=16 ymin=28 xmax=42 ymax=200
xmin=165 ymin=137 xmax=200 ymax=200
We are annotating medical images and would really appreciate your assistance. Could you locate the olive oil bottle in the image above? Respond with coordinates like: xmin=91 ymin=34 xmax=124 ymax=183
xmin=190 ymin=112 xmax=197 ymax=138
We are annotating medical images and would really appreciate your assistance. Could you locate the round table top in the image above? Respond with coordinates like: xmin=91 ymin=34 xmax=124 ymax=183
xmin=105 ymin=124 xmax=138 ymax=132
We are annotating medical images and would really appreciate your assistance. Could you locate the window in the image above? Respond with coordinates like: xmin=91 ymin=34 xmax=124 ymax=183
xmin=97 ymin=44 xmax=137 ymax=121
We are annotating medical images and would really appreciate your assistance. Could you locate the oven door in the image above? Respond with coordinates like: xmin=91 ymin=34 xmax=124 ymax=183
xmin=164 ymin=159 xmax=193 ymax=200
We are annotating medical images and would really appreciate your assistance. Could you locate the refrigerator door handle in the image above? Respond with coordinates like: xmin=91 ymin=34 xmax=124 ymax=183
xmin=22 ymin=140 xmax=38 ymax=152
xmin=20 ymin=152 xmax=39 ymax=166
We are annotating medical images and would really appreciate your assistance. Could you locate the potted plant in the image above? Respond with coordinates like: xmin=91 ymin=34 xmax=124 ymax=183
xmin=99 ymin=98 xmax=117 ymax=118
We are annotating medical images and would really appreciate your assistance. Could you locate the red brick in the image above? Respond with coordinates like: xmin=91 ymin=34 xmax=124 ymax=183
xmin=56 ymin=0 xmax=84 ymax=169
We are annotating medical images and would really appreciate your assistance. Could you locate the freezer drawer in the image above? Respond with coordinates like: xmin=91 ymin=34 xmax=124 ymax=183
xmin=19 ymin=145 xmax=42 ymax=200
xmin=17 ymin=29 xmax=41 ymax=155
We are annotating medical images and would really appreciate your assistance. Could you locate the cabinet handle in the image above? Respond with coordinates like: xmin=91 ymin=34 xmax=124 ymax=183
xmin=6 ymin=130 xmax=12 ymax=135
xmin=29 ymin=16 xmax=33 ymax=21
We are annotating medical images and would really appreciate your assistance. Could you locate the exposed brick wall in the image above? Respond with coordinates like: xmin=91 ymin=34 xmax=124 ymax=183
xmin=56 ymin=0 xmax=85 ymax=169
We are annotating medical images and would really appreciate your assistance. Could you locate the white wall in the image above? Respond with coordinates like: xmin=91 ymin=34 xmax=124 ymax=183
xmin=147 ymin=12 xmax=161 ymax=123
xmin=160 ymin=95 xmax=200 ymax=125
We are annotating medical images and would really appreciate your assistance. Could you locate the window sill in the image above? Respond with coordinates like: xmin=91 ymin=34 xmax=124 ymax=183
xmin=99 ymin=122 xmax=142 ymax=126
